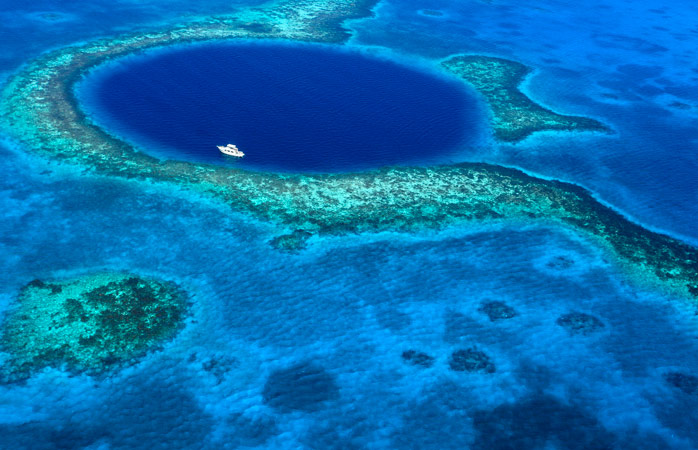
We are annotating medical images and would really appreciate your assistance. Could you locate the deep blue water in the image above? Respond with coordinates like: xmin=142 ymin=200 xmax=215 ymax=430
xmin=2 ymin=0 xmax=698 ymax=448
xmin=79 ymin=42 xmax=482 ymax=172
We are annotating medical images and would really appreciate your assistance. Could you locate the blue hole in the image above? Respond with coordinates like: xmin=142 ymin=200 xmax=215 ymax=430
xmin=79 ymin=42 xmax=484 ymax=173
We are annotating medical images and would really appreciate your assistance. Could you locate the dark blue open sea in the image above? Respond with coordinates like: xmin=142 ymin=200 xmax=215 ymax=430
xmin=1 ymin=0 xmax=698 ymax=448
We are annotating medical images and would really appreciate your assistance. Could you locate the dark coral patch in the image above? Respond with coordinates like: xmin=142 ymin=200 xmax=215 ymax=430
xmin=449 ymin=348 xmax=495 ymax=373
xmin=202 ymin=355 xmax=238 ymax=385
xmin=478 ymin=300 xmax=517 ymax=321
xmin=664 ymin=371 xmax=698 ymax=395
xmin=269 ymin=229 xmax=313 ymax=253
xmin=545 ymin=255 xmax=575 ymax=270
xmin=27 ymin=278 xmax=63 ymax=294
xmin=1 ymin=272 xmax=188 ymax=380
xmin=556 ymin=312 xmax=604 ymax=335
xmin=472 ymin=395 xmax=615 ymax=449
xmin=263 ymin=362 xmax=339 ymax=412
xmin=401 ymin=350 xmax=435 ymax=368
xmin=668 ymin=101 xmax=691 ymax=110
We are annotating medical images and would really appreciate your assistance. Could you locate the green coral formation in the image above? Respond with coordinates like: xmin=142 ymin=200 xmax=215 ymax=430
xmin=442 ymin=55 xmax=610 ymax=142
xmin=0 ymin=0 xmax=696 ymax=303
xmin=212 ymin=164 xmax=695 ymax=299
xmin=1 ymin=273 xmax=188 ymax=380
xmin=270 ymin=229 xmax=313 ymax=252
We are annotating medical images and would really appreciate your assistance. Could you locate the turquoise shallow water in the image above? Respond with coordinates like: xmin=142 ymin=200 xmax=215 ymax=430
xmin=1 ymin=0 xmax=698 ymax=448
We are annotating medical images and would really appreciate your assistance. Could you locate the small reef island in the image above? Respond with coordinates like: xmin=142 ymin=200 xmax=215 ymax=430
xmin=0 ymin=0 xmax=696 ymax=316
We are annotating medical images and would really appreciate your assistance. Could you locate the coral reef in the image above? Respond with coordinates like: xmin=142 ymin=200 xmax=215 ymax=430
xmin=668 ymin=101 xmax=691 ymax=110
xmin=263 ymin=362 xmax=339 ymax=411
xmin=664 ymin=371 xmax=698 ymax=395
xmin=478 ymin=300 xmax=517 ymax=321
xmin=202 ymin=354 xmax=238 ymax=384
xmin=556 ymin=312 xmax=605 ymax=335
xmin=401 ymin=350 xmax=435 ymax=368
xmin=0 ymin=0 xmax=697 ymax=303
xmin=471 ymin=395 xmax=615 ymax=449
xmin=545 ymin=255 xmax=575 ymax=270
xmin=269 ymin=229 xmax=313 ymax=252
xmin=448 ymin=348 xmax=495 ymax=373
xmin=1 ymin=272 xmax=188 ymax=380
xmin=441 ymin=55 xmax=610 ymax=142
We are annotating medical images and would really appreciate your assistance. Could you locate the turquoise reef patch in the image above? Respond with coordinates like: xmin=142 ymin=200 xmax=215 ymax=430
xmin=442 ymin=55 xmax=610 ymax=142
xmin=1 ymin=272 xmax=188 ymax=380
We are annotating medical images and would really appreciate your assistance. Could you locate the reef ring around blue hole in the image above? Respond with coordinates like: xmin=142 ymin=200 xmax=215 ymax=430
xmin=77 ymin=41 xmax=485 ymax=173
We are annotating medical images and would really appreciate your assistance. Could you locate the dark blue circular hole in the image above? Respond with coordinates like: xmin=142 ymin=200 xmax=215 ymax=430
xmin=79 ymin=42 xmax=484 ymax=173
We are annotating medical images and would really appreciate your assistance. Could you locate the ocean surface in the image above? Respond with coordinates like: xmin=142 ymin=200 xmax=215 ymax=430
xmin=1 ymin=0 xmax=698 ymax=449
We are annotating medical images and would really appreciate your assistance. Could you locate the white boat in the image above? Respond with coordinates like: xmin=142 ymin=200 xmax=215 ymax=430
xmin=217 ymin=144 xmax=244 ymax=157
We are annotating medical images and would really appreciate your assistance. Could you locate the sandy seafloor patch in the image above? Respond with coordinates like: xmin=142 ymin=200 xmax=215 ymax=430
xmin=1 ymin=0 xmax=698 ymax=448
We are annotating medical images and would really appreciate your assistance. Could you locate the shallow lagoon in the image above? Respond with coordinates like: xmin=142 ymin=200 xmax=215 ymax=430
xmin=79 ymin=42 xmax=484 ymax=172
